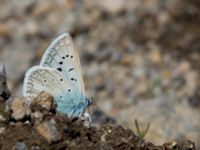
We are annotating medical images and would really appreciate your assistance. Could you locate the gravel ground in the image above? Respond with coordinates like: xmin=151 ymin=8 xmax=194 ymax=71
xmin=0 ymin=0 xmax=200 ymax=148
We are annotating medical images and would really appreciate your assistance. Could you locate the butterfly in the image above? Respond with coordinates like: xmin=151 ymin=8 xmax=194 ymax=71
xmin=23 ymin=33 xmax=92 ymax=118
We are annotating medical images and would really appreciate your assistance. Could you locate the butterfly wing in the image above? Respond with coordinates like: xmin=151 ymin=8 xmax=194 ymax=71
xmin=23 ymin=66 xmax=86 ymax=117
xmin=40 ymin=33 xmax=85 ymax=101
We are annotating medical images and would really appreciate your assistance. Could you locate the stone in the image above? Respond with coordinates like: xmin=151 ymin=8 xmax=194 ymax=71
xmin=148 ymin=49 xmax=162 ymax=65
xmin=15 ymin=142 xmax=26 ymax=150
xmin=0 ymin=63 xmax=10 ymax=100
xmin=95 ymin=0 xmax=126 ymax=14
xmin=31 ymin=111 xmax=44 ymax=123
xmin=36 ymin=119 xmax=61 ymax=143
xmin=164 ymin=140 xmax=196 ymax=150
xmin=11 ymin=97 xmax=27 ymax=120
xmin=0 ymin=115 xmax=6 ymax=121
xmin=30 ymin=91 xmax=55 ymax=112
xmin=5 ymin=96 xmax=14 ymax=112
xmin=11 ymin=0 xmax=35 ymax=16
xmin=0 ymin=127 xmax=5 ymax=134
xmin=0 ymin=23 xmax=11 ymax=37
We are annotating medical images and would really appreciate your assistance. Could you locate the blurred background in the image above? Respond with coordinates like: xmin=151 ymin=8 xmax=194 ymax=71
xmin=0 ymin=0 xmax=200 ymax=147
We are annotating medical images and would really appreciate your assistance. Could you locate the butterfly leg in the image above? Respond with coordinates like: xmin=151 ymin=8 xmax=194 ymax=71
xmin=79 ymin=112 xmax=92 ymax=128
xmin=83 ymin=112 xmax=92 ymax=123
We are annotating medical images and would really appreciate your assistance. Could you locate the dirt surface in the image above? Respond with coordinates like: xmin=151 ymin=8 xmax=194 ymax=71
xmin=0 ymin=97 xmax=196 ymax=150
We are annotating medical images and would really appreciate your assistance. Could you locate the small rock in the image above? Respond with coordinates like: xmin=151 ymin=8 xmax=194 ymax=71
xmin=164 ymin=140 xmax=196 ymax=150
xmin=24 ymin=20 xmax=40 ymax=36
xmin=15 ymin=142 xmax=26 ymax=150
xmin=36 ymin=119 xmax=61 ymax=143
xmin=0 ymin=115 xmax=6 ymax=121
xmin=0 ymin=23 xmax=11 ymax=37
xmin=11 ymin=97 xmax=27 ymax=120
xmin=121 ymin=54 xmax=133 ymax=65
xmin=30 ymin=91 xmax=56 ymax=112
xmin=148 ymin=49 xmax=162 ymax=65
xmin=175 ymin=61 xmax=191 ymax=75
xmin=31 ymin=111 xmax=44 ymax=123
xmin=0 ymin=127 xmax=5 ymax=134
xmin=30 ymin=145 xmax=41 ymax=150
xmin=0 ymin=63 xmax=10 ymax=100
xmin=91 ymin=109 xmax=116 ymax=127
xmin=33 ymin=1 xmax=52 ymax=17
xmin=11 ymin=0 xmax=35 ymax=15
xmin=185 ymin=71 xmax=198 ymax=95
xmin=95 ymin=0 xmax=126 ymax=14
xmin=5 ymin=96 xmax=14 ymax=112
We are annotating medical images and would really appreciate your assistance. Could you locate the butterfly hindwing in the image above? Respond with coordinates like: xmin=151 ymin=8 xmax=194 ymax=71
xmin=40 ymin=33 xmax=85 ymax=100
xmin=23 ymin=66 xmax=67 ymax=99
xmin=23 ymin=66 xmax=85 ymax=117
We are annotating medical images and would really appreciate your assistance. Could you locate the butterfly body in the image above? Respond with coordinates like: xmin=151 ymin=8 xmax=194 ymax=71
xmin=23 ymin=33 xmax=92 ymax=118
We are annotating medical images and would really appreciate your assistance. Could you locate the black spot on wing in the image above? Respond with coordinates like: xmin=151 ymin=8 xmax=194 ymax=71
xmin=68 ymin=68 xmax=74 ymax=72
xmin=71 ymin=78 xmax=77 ymax=81
xmin=59 ymin=61 xmax=63 ymax=65
xmin=57 ymin=68 xmax=62 ymax=72
xmin=70 ymin=55 xmax=73 ymax=58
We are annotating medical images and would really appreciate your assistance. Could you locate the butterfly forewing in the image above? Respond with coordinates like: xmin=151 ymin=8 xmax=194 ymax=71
xmin=40 ymin=33 xmax=85 ymax=99
xmin=23 ymin=33 xmax=91 ymax=118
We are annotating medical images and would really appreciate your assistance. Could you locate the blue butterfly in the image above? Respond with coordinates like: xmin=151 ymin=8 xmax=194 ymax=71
xmin=23 ymin=33 xmax=92 ymax=118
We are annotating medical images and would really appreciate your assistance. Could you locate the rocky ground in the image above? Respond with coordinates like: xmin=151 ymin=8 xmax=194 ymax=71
xmin=0 ymin=0 xmax=200 ymax=149
xmin=0 ymin=90 xmax=197 ymax=149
